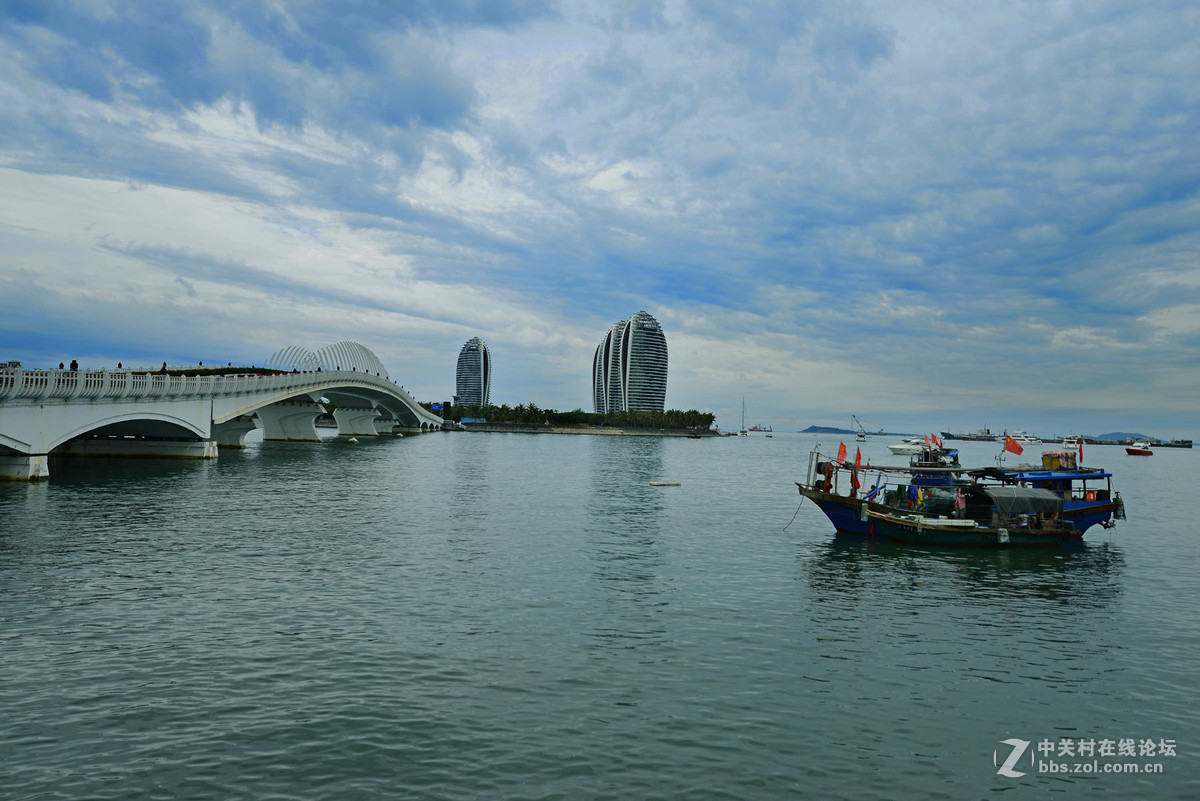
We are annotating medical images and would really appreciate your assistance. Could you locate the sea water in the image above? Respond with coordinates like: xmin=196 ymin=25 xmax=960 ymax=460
xmin=2 ymin=433 xmax=1197 ymax=799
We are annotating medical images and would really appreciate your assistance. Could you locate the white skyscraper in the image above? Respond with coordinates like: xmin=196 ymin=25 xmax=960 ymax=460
xmin=455 ymin=337 xmax=491 ymax=407
xmin=592 ymin=311 xmax=667 ymax=413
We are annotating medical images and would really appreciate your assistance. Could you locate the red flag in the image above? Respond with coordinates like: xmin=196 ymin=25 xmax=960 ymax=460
xmin=836 ymin=442 xmax=847 ymax=463
xmin=924 ymin=434 xmax=930 ymax=446
xmin=933 ymin=434 xmax=941 ymax=448
xmin=855 ymin=446 xmax=862 ymax=470
xmin=1078 ymin=439 xmax=1084 ymax=463
xmin=1004 ymin=435 xmax=1024 ymax=456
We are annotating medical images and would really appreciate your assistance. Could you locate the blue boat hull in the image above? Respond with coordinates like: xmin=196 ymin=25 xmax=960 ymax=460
xmin=797 ymin=484 xmax=879 ymax=538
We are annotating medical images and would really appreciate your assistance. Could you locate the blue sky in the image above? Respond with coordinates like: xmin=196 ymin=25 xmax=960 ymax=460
xmin=2 ymin=0 xmax=1198 ymax=437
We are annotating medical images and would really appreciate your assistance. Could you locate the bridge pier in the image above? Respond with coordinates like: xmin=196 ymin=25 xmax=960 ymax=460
xmin=255 ymin=400 xmax=324 ymax=442
xmin=213 ymin=415 xmax=260 ymax=448
xmin=0 ymin=453 xmax=50 ymax=481
xmin=333 ymin=407 xmax=381 ymax=436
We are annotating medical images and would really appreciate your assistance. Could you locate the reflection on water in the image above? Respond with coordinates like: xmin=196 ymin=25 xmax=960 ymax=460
xmin=802 ymin=536 xmax=1126 ymax=609
xmin=445 ymin=434 xmax=492 ymax=566
xmin=798 ymin=535 xmax=1129 ymax=699
xmin=582 ymin=436 xmax=669 ymax=650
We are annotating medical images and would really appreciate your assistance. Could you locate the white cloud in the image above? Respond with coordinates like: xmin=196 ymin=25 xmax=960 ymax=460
xmin=2 ymin=1 xmax=1199 ymax=436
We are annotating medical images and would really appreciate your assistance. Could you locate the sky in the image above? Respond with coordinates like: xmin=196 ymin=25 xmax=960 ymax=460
xmin=1 ymin=0 xmax=1198 ymax=438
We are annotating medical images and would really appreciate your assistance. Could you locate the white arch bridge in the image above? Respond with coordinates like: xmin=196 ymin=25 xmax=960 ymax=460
xmin=0 ymin=342 xmax=443 ymax=480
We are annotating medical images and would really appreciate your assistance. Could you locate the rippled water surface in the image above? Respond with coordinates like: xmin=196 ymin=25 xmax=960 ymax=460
xmin=2 ymin=433 xmax=1197 ymax=799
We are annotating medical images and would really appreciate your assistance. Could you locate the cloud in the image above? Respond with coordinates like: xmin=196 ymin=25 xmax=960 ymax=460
xmin=1 ymin=0 xmax=1199 ymax=435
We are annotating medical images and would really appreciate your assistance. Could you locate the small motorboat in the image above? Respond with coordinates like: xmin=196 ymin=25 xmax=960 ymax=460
xmin=887 ymin=437 xmax=926 ymax=455
xmin=1125 ymin=441 xmax=1153 ymax=456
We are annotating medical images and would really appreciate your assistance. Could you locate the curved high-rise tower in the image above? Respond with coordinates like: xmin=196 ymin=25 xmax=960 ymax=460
xmin=455 ymin=337 xmax=491 ymax=407
xmin=620 ymin=311 xmax=668 ymax=411
xmin=591 ymin=311 xmax=667 ymax=413
xmin=592 ymin=320 xmax=627 ymax=414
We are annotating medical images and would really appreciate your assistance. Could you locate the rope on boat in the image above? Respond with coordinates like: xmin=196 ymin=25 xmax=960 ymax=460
xmin=783 ymin=488 xmax=805 ymax=533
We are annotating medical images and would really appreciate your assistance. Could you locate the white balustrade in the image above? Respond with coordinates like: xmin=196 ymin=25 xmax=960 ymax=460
xmin=0 ymin=367 xmax=416 ymax=404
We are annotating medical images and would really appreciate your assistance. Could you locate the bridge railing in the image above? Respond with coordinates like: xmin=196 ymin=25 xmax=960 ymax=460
xmin=0 ymin=368 xmax=432 ymax=416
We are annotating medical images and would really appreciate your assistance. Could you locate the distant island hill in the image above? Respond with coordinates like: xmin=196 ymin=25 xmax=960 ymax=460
xmin=800 ymin=425 xmax=1190 ymax=445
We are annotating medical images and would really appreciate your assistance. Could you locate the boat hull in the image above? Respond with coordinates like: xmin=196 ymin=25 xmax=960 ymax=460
xmin=1062 ymin=501 xmax=1116 ymax=533
xmin=867 ymin=511 xmax=1083 ymax=547
xmin=1126 ymin=447 xmax=1153 ymax=456
xmin=797 ymin=484 xmax=879 ymax=537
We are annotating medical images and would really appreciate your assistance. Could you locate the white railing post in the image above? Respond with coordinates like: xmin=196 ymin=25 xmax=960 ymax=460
xmin=35 ymin=370 xmax=55 ymax=400
xmin=0 ymin=368 xmax=19 ymax=400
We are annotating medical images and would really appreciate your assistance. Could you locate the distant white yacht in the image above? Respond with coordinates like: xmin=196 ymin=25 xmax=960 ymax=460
xmin=998 ymin=430 xmax=1042 ymax=445
xmin=887 ymin=437 xmax=926 ymax=455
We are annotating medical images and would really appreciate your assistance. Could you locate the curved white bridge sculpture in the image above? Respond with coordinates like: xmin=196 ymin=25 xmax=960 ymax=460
xmin=0 ymin=342 xmax=442 ymax=480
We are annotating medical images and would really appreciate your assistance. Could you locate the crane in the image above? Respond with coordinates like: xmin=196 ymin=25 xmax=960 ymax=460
xmin=851 ymin=415 xmax=868 ymax=441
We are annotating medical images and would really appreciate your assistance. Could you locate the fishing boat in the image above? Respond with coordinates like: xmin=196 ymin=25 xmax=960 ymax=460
xmin=1125 ymin=441 xmax=1153 ymax=456
xmin=749 ymin=424 xmax=772 ymax=433
xmin=795 ymin=444 xmax=1122 ymax=541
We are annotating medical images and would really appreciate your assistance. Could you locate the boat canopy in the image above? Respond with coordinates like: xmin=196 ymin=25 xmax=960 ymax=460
xmin=968 ymin=467 xmax=1112 ymax=482
xmin=1014 ymin=468 xmax=1112 ymax=481
xmin=982 ymin=486 xmax=1063 ymax=517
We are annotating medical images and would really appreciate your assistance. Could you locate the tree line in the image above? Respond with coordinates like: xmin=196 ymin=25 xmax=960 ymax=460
xmin=426 ymin=402 xmax=716 ymax=430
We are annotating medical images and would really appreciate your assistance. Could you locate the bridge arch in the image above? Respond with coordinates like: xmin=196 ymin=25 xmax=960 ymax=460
xmin=48 ymin=412 xmax=209 ymax=454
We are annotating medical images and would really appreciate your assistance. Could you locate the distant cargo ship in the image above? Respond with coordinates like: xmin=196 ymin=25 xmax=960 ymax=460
xmin=940 ymin=427 xmax=995 ymax=441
